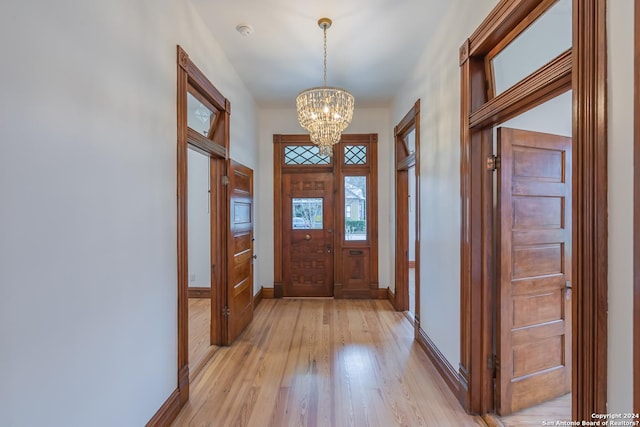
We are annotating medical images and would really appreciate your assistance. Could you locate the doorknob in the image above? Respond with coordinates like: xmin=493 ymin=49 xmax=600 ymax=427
xmin=304 ymin=234 xmax=311 ymax=240
xmin=327 ymin=244 xmax=333 ymax=254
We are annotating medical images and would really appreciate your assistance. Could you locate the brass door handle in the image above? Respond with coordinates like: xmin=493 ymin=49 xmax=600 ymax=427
xmin=304 ymin=234 xmax=311 ymax=240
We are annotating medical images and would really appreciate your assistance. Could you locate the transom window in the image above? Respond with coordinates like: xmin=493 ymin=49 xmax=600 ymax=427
xmin=344 ymin=145 xmax=367 ymax=165
xmin=284 ymin=145 xmax=331 ymax=165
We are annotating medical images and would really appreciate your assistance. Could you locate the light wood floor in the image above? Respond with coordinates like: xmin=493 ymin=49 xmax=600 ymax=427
xmin=189 ymin=298 xmax=212 ymax=378
xmin=173 ymin=299 xmax=484 ymax=427
xmin=498 ymin=393 xmax=571 ymax=426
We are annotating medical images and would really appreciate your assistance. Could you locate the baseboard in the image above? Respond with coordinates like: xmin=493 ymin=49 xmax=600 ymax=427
xmin=146 ymin=388 xmax=181 ymax=427
xmin=482 ymin=413 xmax=505 ymax=427
xmin=274 ymin=282 xmax=283 ymax=298
xmin=254 ymin=287 xmax=263 ymax=309
xmin=416 ymin=327 xmax=462 ymax=404
xmin=188 ymin=287 xmax=211 ymax=298
xmin=254 ymin=287 xmax=274 ymax=309
xmin=387 ymin=287 xmax=396 ymax=305
xmin=375 ymin=288 xmax=388 ymax=299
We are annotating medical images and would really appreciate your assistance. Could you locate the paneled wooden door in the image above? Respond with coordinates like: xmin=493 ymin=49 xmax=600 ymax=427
xmin=226 ymin=161 xmax=254 ymax=344
xmin=497 ymin=127 xmax=572 ymax=415
xmin=282 ymin=172 xmax=334 ymax=297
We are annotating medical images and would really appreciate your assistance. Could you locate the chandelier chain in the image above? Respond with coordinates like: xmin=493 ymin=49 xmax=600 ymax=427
xmin=323 ymin=25 xmax=327 ymax=87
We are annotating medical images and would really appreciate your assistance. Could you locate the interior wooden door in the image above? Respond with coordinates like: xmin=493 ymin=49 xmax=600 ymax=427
xmin=282 ymin=172 xmax=334 ymax=297
xmin=226 ymin=161 xmax=254 ymax=344
xmin=497 ymin=127 xmax=572 ymax=415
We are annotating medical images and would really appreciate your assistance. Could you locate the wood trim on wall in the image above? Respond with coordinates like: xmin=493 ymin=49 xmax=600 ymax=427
xmin=253 ymin=287 xmax=263 ymax=309
xmin=176 ymin=45 xmax=190 ymax=407
xmin=171 ymin=45 xmax=231 ymax=424
xmin=416 ymin=328 xmax=462 ymax=404
xmin=253 ymin=286 xmax=274 ymax=309
xmin=146 ymin=389 xmax=181 ymax=427
xmin=459 ymin=0 xmax=608 ymax=420
xmin=188 ymin=287 xmax=211 ymax=299
xmin=635 ymin=0 xmax=640 ymax=414
xmin=394 ymin=100 xmax=421 ymax=313
xmin=572 ymin=0 xmax=608 ymax=418
xmin=387 ymin=287 xmax=396 ymax=305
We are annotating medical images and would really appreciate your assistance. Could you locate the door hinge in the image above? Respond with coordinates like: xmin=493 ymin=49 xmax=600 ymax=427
xmin=488 ymin=354 xmax=498 ymax=376
xmin=222 ymin=175 xmax=230 ymax=186
xmin=222 ymin=306 xmax=230 ymax=317
xmin=486 ymin=155 xmax=500 ymax=171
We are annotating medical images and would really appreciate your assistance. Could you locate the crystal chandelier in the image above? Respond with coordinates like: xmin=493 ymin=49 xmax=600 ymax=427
xmin=296 ymin=18 xmax=354 ymax=157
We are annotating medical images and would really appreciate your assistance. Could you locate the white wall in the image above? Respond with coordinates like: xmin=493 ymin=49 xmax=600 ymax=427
xmin=255 ymin=107 xmax=393 ymax=293
xmin=0 ymin=0 xmax=257 ymax=425
xmin=391 ymin=0 xmax=498 ymax=370
xmin=607 ymin=0 xmax=634 ymax=413
xmin=187 ymin=148 xmax=211 ymax=288
xmin=500 ymin=90 xmax=572 ymax=137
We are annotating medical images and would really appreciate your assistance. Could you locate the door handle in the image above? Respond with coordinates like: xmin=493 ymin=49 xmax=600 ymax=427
xmin=327 ymin=244 xmax=333 ymax=254
xmin=304 ymin=234 xmax=311 ymax=240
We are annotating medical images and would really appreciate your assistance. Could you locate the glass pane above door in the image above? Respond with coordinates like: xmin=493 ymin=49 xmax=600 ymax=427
xmin=187 ymin=92 xmax=217 ymax=138
xmin=491 ymin=0 xmax=571 ymax=96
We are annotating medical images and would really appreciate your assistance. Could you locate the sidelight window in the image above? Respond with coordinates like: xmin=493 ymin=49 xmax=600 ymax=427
xmin=344 ymin=176 xmax=367 ymax=240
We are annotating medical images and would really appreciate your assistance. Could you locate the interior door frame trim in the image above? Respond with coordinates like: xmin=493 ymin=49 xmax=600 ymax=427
xmin=176 ymin=45 xmax=230 ymax=406
xmin=459 ymin=0 xmax=607 ymax=419
xmin=634 ymin=0 xmax=640 ymax=414
xmin=393 ymin=100 xmax=420 ymax=314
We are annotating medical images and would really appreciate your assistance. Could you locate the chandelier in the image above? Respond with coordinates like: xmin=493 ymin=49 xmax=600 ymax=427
xmin=296 ymin=18 xmax=354 ymax=157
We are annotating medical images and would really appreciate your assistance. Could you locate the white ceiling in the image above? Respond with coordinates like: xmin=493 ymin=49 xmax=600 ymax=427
xmin=190 ymin=0 xmax=453 ymax=107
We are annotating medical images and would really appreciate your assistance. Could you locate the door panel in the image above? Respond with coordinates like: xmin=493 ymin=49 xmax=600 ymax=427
xmin=226 ymin=161 xmax=254 ymax=344
xmin=283 ymin=172 xmax=334 ymax=297
xmin=497 ymin=127 xmax=571 ymax=415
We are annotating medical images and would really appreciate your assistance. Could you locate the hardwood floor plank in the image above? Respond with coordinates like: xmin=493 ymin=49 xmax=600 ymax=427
xmin=172 ymin=299 xmax=484 ymax=427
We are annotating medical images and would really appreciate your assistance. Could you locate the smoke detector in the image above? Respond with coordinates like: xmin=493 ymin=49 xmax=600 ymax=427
xmin=235 ymin=24 xmax=254 ymax=37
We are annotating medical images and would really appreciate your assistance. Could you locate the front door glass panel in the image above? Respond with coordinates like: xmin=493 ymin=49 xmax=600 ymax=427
xmin=292 ymin=198 xmax=323 ymax=229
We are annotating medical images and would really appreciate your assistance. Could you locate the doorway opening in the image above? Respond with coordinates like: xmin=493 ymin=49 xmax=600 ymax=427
xmin=273 ymin=134 xmax=380 ymax=299
xmin=459 ymin=0 xmax=607 ymax=422
xmin=493 ymin=91 xmax=573 ymax=423
xmin=393 ymin=100 xmax=420 ymax=325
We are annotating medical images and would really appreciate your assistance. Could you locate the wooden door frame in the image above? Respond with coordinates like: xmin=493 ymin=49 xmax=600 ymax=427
xmin=393 ymin=100 xmax=421 ymax=314
xmin=273 ymin=134 xmax=380 ymax=298
xmin=634 ymin=0 xmax=640 ymax=414
xmin=459 ymin=0 xmax=607 ymax=420
xmin=176 ymin=45 xmax=230 ymax=405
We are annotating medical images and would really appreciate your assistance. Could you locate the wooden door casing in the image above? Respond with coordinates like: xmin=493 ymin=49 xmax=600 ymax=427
xmin=282 ymin=172 xmax=334 ymax=297
xmin=226 ymin=161 xmax=254 ymax=344
xmin=497 ymin=127 xmax=572 ymax=415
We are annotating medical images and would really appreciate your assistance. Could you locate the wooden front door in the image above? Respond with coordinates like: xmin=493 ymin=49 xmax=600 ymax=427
xmin=282 ymin=172 xmax=334 ymax=297
xmin=497 ymin=127 xmax=572 ymax=415
xmin=226 ymin=161 xmax=254 ymax=343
